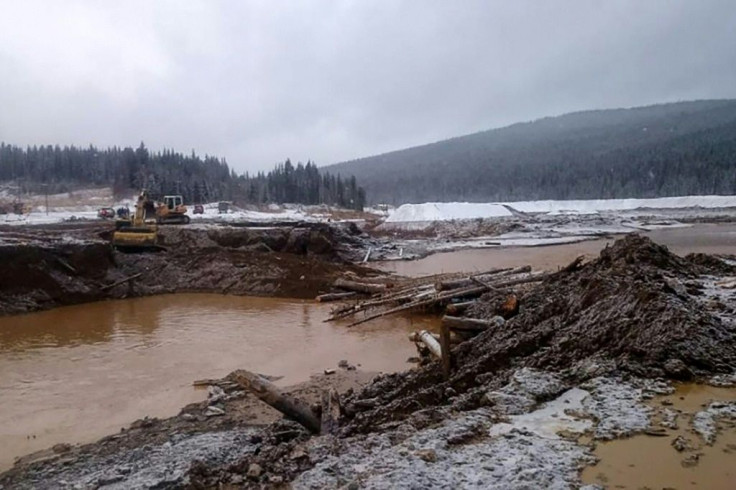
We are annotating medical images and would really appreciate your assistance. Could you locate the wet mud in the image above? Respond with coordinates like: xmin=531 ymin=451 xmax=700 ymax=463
xmin=0 ymin=221 xmax=371 ymax=316
xmin=2 ymin=233 xmax=736 ymax=488
xmin=583 ymin=384 xmax=736 ymax=489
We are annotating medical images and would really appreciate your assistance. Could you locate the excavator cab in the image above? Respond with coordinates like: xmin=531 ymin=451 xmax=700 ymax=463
xmin=157 ymin=195 xmax=190 ymax=224
xmin=112 ymin=190 xmax=160 ymax=251
xmin=163 ymin=195 xmax=183 ymax=210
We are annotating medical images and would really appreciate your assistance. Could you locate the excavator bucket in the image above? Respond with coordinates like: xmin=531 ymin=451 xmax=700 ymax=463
xmin=112 ymin=225 xmax=161 ymax=252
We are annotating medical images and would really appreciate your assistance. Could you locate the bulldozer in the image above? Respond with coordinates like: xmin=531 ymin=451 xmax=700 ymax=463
xmin=112 ymin=190 xmax=159 ymax=251
xmin=156 ymin=195 xmax=190 ymax=224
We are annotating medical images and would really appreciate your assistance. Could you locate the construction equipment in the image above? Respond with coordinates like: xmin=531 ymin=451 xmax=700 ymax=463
xmin=157 ymin=195 xmax=191 ymax=224
xmin=112 ymin=190 xmax=159 ymax=251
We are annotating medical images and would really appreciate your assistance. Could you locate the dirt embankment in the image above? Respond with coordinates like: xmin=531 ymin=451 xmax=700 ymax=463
xmin=339 ymin=235 xmax=736 ymax=435
xmin=0 ymin=222 xmax=371 ymax=316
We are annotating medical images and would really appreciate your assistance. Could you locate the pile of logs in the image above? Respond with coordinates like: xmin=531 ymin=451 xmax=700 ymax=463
xmin=320 ymin=265 xmax=547 ymax=328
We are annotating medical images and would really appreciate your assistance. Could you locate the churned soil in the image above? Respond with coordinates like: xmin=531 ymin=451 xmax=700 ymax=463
xmin=338 ymin=235 xmax=736 ymax=435
xmin=0 ymin=221 xmax=373 ymax=316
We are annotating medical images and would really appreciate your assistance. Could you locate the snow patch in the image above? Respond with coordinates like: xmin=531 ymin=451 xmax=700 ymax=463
xmin=295 ymin=407 xmax=593 ymax=489
xmin=693 ymin=401 xmax=736 ymax=445
xmin=19 ymin=429 xmax=256 ymax=489
xmin=386 ymin=195 xmax=736 ymax=223
xmin=581 ymin=377 xmax=650 ymax=439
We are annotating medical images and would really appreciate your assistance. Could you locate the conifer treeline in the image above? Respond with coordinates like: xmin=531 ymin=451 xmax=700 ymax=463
xmin=0 ymin=143 xmax=366 ymax=210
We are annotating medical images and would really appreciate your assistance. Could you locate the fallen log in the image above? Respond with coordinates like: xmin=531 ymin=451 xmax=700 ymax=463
xmin=443 ymin=315 xmax=505 ymax=332
xmin=100 ymin=272 xmax=143 ymax=291
xmin=334 ymin=278 xmax=386 ymax=294
xmin=409 ymin=330 xmax=463 ymax=345
xmin=316 ymin=292 xmax=357 ymax=302
xmin=418 ymin=330 xmax=442 ymax=359
xmin=434 ymin=266 xmax=530 ymax=292
xmin=440 ymin=323 xmax=452 ymax=380
xmin=227 ymin=369 xmax=321 ymax=433
xmin=445 ymin=301 xmax=476 ymax=315
xmin=320 ymin=388 xmax=342 ymax=435
xmin=344 ymin=270 xmax=550 ymax=328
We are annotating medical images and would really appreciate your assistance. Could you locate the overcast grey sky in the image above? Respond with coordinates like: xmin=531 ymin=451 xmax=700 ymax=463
xmin=1 ymin=0 xmax=735 ymax=172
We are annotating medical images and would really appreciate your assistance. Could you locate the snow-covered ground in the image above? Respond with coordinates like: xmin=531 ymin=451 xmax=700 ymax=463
xmin=386 ymin=195 xmax=736 ymax=223
xmin=0 ymin=188 xmax=370 ymax=226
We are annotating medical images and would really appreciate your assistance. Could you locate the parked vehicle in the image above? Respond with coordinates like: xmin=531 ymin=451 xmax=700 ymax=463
xmin=97 ymin=207 xmax=115 ymax=219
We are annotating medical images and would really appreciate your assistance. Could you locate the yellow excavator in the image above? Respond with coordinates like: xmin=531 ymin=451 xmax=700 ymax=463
xmin=112 ymin=190 xmax=159 ymax=250
xmin=156 ymin=195 xmax=191 ymax=224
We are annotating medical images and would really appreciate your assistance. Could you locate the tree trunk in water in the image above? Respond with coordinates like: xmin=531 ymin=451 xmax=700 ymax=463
xmin=227 ymin=369 xmax=321 ymax=433
xmin=418 ymin=330 xmax=442 ymax=359
xmin=316 ymin=292 xmax=357 ymax=302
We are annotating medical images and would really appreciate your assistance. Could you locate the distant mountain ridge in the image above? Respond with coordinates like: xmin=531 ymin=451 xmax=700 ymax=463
xmin=324 ymin=100 xmax=736 ymax=204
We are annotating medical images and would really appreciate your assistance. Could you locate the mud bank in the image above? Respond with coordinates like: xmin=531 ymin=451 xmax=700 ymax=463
xmin=4 ymin=235 xmax=735 ymax=488
xmin=0 ymin=221 xmax=370 ymax=316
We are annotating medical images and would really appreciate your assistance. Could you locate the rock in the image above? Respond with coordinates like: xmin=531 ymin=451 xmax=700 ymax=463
xmin=406 ymin=356 xmax=421 ymax=363
xmin=671 ymin=435 xmax=690 ymax=452
xmin=324 ymin=369 xmax=336 ymax=375
xmin=204 ymin=406 xmax=225 ymax=417
xmin=230 ymin=474 xmax=244 ymax=484
xmin=681 ymin=453 xmax=700 ymax=468
xmin=415 ymin=448 xmax=437 ymax=463
xmin=182 ymin=413 xmax=196 ymax=421
xmin=338 ymin=360 xmax=349 ymax=368
xmin=97 ymin=474 xmax=125 ymax=485
xmin=663 ymin=359 xmax=693 ymax=379
xmin=247 ymin=463 xmax=263 ymax=479
xmin=663 ymin=276 xmax=688 ymax=297
xmin=643 ymin=427 xmax=668 ymax=437
xmin=52 ymin=443 xmax=72 ymax=454
xmin=290 ymin=447 xmax=309 ymax=460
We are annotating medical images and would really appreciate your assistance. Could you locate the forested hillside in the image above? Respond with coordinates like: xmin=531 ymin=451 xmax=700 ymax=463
xmin=0 ymin=144 xmax=365 ymax=210
xmin=326 ymin=100 xmax=736 ymax=204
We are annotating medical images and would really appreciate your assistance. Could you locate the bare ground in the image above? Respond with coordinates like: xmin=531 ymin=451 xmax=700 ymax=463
xmin=0 ymin=221 xmax=374 ymax=316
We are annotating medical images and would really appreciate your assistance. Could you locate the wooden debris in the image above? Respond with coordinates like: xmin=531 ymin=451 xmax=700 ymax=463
xmin=439 ymin=323 xmax=452 ymax=379
xmin=499 ymin=294 xmax=519 ymax=318
xmin=443 ymin=315 xmax=505 ymax=332
xmin=56 ymin=257 xmax=78 ymax=275
xmin=418 ymin=330 xmax=442 ymax=359
xmin=100 ymin=272 xmax=143 ymax=291
xmin=316 ymin=292 xmax=357 ymax=302
xmin=327 ymin=264 xmax=547 ymax=329
xmin=334 ymin=278 xmax=386 ymax=294
xmin=320 ymin=388 xmax=342 ymax=435
xmin=227 ymin=369 xmax=321 ymax=433
xmin=409 ymin=330 xmax=463 ymax=345
xmin=434 ymin=266 xmax=530 ymax=291
xmin=445 ymin=301 xmax=476 ymax=315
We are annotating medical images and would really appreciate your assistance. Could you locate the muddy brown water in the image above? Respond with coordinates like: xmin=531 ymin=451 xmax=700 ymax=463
xmin=582 ymin=384 xmax=736 ymax=489
xmin=0 ymin=294 xmax=438 ymax=471
xmin=377 ymin=223 xmax=736 ymax=276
